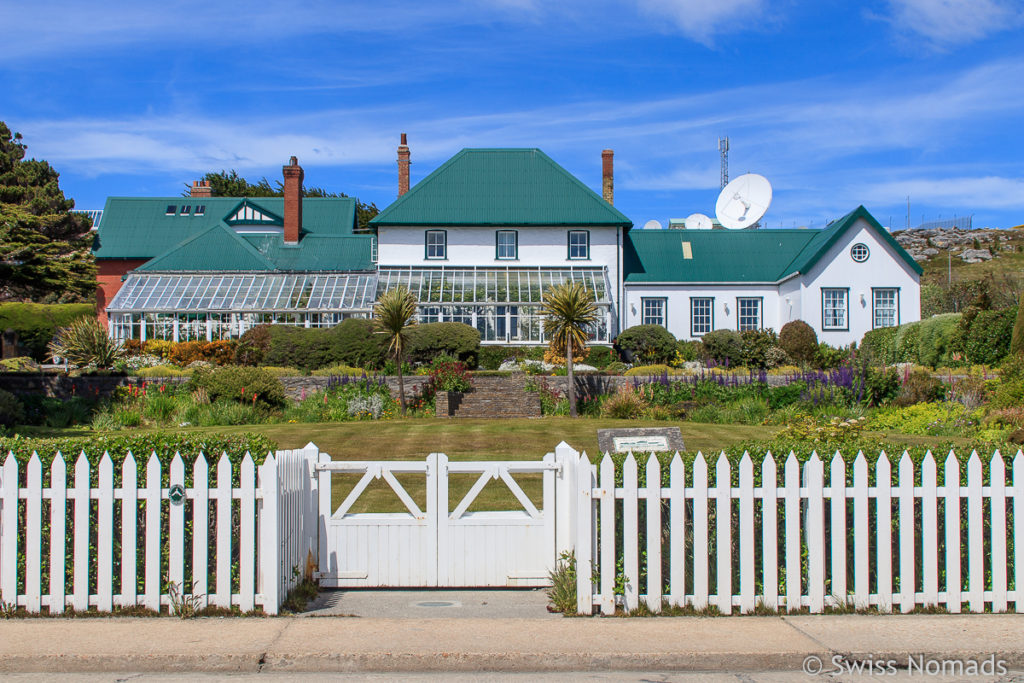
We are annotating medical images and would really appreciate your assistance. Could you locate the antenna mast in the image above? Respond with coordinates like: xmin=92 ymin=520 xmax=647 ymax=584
xmin=718 ymin=136 xmax=729 ymax=189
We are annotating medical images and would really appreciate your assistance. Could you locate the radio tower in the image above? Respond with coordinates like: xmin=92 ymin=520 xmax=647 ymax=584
xmin=718 ymin=136 xmax=729 ymax=189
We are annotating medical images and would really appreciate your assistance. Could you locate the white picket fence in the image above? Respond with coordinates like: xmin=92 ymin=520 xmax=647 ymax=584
xmin=0 ymin=444 xmax=321 ymax=615
xmin=572 ymin=448 xmax=1024 ymax=616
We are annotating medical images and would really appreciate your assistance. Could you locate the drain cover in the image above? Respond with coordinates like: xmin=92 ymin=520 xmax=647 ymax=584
xmin=416 ymin=601 xmax=456 ymax=607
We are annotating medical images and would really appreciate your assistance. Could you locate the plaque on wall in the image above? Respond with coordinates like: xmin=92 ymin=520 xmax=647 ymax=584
xmin=597 ymin=427 xmax=685 ymax=454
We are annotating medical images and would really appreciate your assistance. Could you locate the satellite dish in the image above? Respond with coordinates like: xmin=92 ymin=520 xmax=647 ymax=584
xmin=715 ymin=173 xmax=772 ymax=229
xmin=684 ymin=213 xmax=713 ymax=230
xmin=643 ymin=219 xmax=662 ymax=230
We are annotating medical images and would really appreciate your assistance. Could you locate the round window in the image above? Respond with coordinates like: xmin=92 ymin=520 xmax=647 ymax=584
xmin=851 ymin=243 xmax=869 ymax=262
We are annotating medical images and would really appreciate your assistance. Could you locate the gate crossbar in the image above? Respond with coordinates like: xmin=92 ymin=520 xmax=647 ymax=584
xmin=330 ymin=462 xmax=427 ymax=519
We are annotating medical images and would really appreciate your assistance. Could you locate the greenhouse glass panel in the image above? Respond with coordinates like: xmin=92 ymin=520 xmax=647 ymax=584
xmin=108 ymin=273 xmax=378 ymax=313
xmin=375 ymin=267 xmax=610 ymax=305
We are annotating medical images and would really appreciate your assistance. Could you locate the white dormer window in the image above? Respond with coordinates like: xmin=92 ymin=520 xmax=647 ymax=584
xmin=194 ymin=205 xmax=205 ymax=216
xmin=180 ymin=205 xmax=191 ymax=215
xmin=230 ymin=205 xmax=273 ymax=222
xmin=165 ymin=205 xmax=176 ymax=215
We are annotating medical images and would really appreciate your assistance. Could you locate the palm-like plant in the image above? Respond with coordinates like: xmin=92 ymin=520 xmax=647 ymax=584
xmin=541 ymin=281 xmax=598 ymax=417
xmin=48 ymin=316 xmax=125 ymax=368
xmin=373 ymin=285 xmax=418 ymax=415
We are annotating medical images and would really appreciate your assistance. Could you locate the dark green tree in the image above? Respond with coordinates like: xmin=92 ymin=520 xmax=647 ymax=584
xmin=0 ymin=122 xmax=96 ymax=303
xmin=189 ymin=170 xmax=379 ymax=231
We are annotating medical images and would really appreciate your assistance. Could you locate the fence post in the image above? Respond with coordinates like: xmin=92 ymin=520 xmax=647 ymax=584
xmin=303 ymin=443 xmax=320 ymax=581
xmin=575 ymin=451 xmax=594 ymax=615
xmin=554 ymin=442 xmax=578 ymax=557
xmin=0 ymin=453 xmax=15 ymax=610
xmin=259 ymin=453 xmax=280 ymax=615
xmin=260 ymin=454 xmax=280 ymax=614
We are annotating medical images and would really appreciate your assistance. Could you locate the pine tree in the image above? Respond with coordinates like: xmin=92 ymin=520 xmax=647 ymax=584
xmin=0 ymin=122 xmax=96 ymax=302
xmin=192 ymin=170 xmax=380 ymax=230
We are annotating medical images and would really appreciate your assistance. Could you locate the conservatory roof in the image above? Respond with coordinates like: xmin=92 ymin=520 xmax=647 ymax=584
xmin=107 ymin=272 xmax=378 ymax=313
xmin=375 ymin=266 xmax=610 ymax=305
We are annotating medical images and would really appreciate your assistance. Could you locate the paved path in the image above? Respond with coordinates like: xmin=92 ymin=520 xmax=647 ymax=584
xmin=303 ymin=588 xmax=557 ymax=618
xmin=1 ymin=614 xmax=1023 ymax=675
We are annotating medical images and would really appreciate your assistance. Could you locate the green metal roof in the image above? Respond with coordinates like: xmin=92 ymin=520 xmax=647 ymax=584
xmin=135 ymin=224 xmax=375 ymax=273
xmin=136 ymin=224 xmax=276 ymax=272
xmin=624 ymin=206 xmax=922 ymax=283
xmin=370 ymin=148 xmax=632 ymax=227
xmin=242 ymin=235 xmax=375 ymax=271
xmin=93 ymin=196 xmax=357 ymax=259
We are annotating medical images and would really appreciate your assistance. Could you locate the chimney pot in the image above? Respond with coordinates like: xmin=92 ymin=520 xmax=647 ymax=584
xmin=190 ymin=179 xmax=213 ymax=198
xmin=601 ymin=149 xmax=614 ymax=205
xmin=282 ymin=157 xmax=304 ymax=244
xmin=397 ymin=133 xmax=411 ymax=197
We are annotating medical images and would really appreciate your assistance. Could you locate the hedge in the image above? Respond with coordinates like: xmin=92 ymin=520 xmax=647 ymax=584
xmin=861 ymin=313 xmax=962 ymax=367
xmin=614 ymin=324 xmax=676 ymax=364
xmin=262 ymin=325 xmax=340 ymax=371
xmin=0 ymin=302 xmax=95 ymax=361
xmin=957 ymin=306 xmax=1017 ymax=365
xmin=330 ymin=318 xmax=389 ymax=370
xmin=404 ymin=322 xmax=480 ymax=368
xmin=0 ymin=431 xmax=277 ymax=471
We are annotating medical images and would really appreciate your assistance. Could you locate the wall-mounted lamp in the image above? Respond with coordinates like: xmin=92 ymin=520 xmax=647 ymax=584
xmin=859 ymin=293 xmax=866 ymax=305
xmin=723 ymin=303 xmax=730 ymax=316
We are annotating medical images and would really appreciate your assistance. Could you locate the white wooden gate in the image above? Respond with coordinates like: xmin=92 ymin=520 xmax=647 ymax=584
xmin=316 ymin=450 xmax=572 ymax=588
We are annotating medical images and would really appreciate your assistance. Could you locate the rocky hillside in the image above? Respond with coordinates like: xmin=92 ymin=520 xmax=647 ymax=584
xmin=892 ymin=227 xmax=1020 ymax=264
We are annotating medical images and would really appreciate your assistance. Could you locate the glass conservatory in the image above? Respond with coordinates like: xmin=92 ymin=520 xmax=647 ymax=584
xmin=375 ymin=266 xmax=612 ymax=343
xmin=107 ymin=273 xmax=377 ymax=341
xmin=107 ymin=266 xmax=613 ymax=344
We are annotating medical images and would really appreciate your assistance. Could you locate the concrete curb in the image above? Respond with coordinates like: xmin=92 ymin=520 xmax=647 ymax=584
xmin=2 ymin=615 xmax=1023 ymax=674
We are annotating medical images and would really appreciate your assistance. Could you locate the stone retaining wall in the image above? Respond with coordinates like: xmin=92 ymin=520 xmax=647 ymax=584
xmin=0 ymin=370 xmax=862 ymax=403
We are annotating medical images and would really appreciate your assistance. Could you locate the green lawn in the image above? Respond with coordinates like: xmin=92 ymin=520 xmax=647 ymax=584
xmin=21 ymin=417 xmax=995 ymax=513
xmin=188 ymin=418 xmax=776 ymax=513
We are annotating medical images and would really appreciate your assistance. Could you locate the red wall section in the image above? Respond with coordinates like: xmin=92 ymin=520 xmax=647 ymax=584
xmin=96 ymin=259 xmax=148 ymax=325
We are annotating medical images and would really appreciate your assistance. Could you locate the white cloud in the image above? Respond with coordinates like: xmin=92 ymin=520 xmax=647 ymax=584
xmin=883 ymin=0 xmax=1023 ymax=44
xmin=16 ymin=57 xmax=1024 ymax=225
xmin=635 ymin=0 xmax=766 ymax=44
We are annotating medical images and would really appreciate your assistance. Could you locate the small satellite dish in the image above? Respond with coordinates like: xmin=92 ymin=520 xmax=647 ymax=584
xmin=715 ymin=173 xmax=772 ymax=230
xmin=643 ymin=219 xmax=662 ymax=230
xmin=684 ymin=213 xmax=713 ymax=230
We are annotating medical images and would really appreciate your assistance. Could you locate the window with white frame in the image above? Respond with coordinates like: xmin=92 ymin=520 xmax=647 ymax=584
xmin=425 ymin=230 xmax=446 ymax=260
xmin=873 ymin=288 xmax=899 ymax=328
xmin=737 ymin=297 xmax=762 ymax=331
xmin=822 ymin=288 xmax=848 ymax=330
xmin=690 ymin=297 xmax=713 ymax=336
xmin=568 ymin=230 xmax=590 ymax=259
xmin=496 ymin=230 xmax=517 ymax=260
xmin=642 ymin=298 xmax=666 ymax=327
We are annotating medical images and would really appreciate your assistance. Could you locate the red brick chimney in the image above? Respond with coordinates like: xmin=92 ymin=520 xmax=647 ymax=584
xmin=602 ymin=149 xmax=614 ymax=205
xmin=190 ymin=180 xmax=212 ymax=198
xmin=282 ymin=156 xmax=303 ymax=244
xmin=398 ymin=133 xmax=410 ymax=197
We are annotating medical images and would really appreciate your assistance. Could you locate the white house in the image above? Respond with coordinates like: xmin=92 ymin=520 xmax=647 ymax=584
xmin=622 ymin=206 xmax=922 ymax=346
xmin=370 ymin=146 xmax=632 ymax=344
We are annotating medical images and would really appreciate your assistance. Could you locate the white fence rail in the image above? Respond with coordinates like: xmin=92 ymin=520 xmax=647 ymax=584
xmin=573 ymin=448 xmax=1024 ymax=616
xmin=0 ymin=444 xmax=322 ymax=615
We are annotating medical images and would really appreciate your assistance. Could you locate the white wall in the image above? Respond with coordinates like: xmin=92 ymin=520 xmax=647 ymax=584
xmin=621 ymin=218 xmax=920 ymax=346
xmin=800 ymin=218 xmax=921 ymax=346
xmin=378 ymin=223 xmax=623 ymax=328
xmin=623 ymin=284 xmax=781 ymax=340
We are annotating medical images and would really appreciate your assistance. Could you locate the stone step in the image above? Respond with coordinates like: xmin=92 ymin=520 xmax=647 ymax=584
xmin=437 ymin=386 xmax=541 ymax=418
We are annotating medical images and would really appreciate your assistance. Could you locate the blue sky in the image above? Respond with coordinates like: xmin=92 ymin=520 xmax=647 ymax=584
xmin=4 ymin=0 xmax=1024 ymax=230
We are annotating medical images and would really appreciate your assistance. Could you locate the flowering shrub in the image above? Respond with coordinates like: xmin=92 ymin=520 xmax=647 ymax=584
xmin=776 ymin=415 xmax=867 ymax=444
xmin=600 ymin=385 xmax=648 ymax=419
xmin=869 ymin=402 xmax=983 ymax=436
xmin=430 ymin=356 xmax=473 ymax=393
xmin=347 ymin=394 xmax=387 ymax=419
